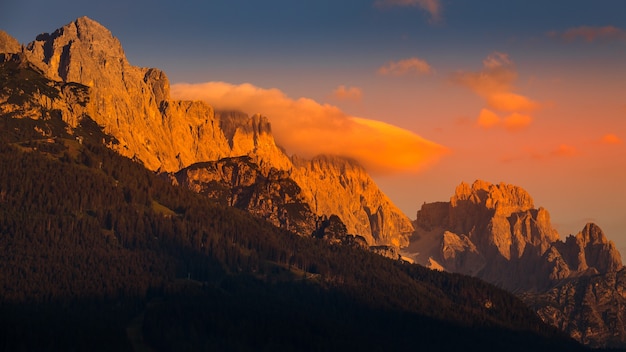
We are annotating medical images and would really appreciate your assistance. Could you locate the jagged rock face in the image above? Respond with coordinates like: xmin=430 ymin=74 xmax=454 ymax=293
xmin=4 ymin=17 xmax=413 ymax=247
xmin=20 ymin=16 xmax=232 ymax=171
xmin=522 ymin=269 xmax=626 ymax=349
xmin=291 ymin=155 xmax=414 ymax=247
xmin=561 ymin=223 xmax=623 ymax=274
xmin=409 ymin=180 xmax=621 ymax=292
xmin=175 ymin=156 xmax=319 ymax=236
xmin=0 ymin=31 xmax=21 ymax=54
xmin=409 ymin=180 xmax=625 ymax=347
xmin=0 ymin=54 xmax=90 ymax=127
xmin=216 ymin=111 xmax=293 ymax=172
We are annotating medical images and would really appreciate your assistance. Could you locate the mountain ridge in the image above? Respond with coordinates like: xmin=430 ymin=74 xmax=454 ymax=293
xmin=9 ymin=16 xmax=413 ymax=246
xmin=2 ymin=17 xmax=624 ymax=348
xmin=408 ymin=179 xmax=625 ymax=347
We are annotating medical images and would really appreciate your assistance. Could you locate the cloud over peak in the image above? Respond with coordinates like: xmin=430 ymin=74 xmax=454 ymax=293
xmin=171 ymin=81 xmax=447 ymax=174
xmin=378 ymin=57 xmax=433 ymax=76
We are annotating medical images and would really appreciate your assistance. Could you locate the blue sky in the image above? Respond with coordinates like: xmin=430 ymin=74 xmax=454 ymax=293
xmin=2 ymin=0 xmax=626 ymax=252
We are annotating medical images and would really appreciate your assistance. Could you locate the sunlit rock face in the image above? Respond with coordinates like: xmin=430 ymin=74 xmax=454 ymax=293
xmin=14 ymin=17 xmax=413 ymax=246
xmin=522 ymin=269 xmax=626 ymax=349
xmin=175 ymin=156 xmax=319 ymax=236
xmin=408 ymin=180 xmax=621 ymax=292
xmin=291 ymin=155 xmax=414 ymax=246
xmin=22 ymin=16 xmax=236 ymax=171
xmin=0 ymin=30 xmax=21 ymax=54
xmin=408 ymin=180 xmax=625 ymax=347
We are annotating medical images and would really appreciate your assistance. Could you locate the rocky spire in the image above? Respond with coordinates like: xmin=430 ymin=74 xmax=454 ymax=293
xmin=0 ymin=30 xmax=22 ymax=54
xmin=409 ymin=180 xmax=622 ymax=292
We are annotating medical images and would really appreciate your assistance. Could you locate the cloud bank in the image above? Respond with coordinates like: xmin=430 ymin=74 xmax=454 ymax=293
xmin=378 ymin=57 xmax=433 ymax=76
xmin=453 ymin=52 xmax=540 ymax=131
xmin=171 ymin=82 xmax=447 ymax=174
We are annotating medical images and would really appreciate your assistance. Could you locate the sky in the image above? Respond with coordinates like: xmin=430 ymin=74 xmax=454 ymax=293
xmin=2 ymin=0 xmax=626 ymax=253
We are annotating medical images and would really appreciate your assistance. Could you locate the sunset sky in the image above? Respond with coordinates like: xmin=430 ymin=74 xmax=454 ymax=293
xmin=2 ymin=1 xmax=626 ymax=252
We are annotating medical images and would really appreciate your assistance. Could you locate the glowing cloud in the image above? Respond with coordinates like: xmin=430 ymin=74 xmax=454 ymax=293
xmin=378 ymin=57 xmax=433 ymax=76
xmin=332 ymin=85 xmax=362 ymax=102
xmin=503 ymin=113 xmax=533 ymax=131
xmin=171 ymin=81 xmax=447 ymax=174
xmin=476 ymin=109 xmax=532 ymax=131
xmin=374 ymin=0 xmax=441 ymax=22
xmin=477 ymin=108 xmax=500 ymax=129
xmin=453 ymin=52 xmax=540 ymax=131
xmin=551 ymin=144 xmax=581 ymax=157
xmin=601 ymin=133 xmax=623 ymax=145
xmin=551 ymin=25 xmax=626 ymax=42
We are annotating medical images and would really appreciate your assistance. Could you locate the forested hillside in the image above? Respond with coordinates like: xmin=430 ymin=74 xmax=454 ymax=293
xmin=0 ymin=115 xmax=590 ymax=351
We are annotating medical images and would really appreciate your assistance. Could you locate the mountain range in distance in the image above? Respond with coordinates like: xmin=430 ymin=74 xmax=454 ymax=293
xmin=1 ymin=16 xmax=626 ymax=350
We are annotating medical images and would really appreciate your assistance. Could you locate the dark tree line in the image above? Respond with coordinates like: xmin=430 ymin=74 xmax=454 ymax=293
xmin=0 ymin=124 xmax=588 ymax=351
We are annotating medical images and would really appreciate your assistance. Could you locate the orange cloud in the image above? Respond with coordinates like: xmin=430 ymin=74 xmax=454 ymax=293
xmin=503 ymin=113 xmax=533 ymax=131
xmin=601 ymin=133 xmax=623 ymax=145
xmin=374 ymin=0 xmax=442 ymax=22
xmin=378 ymin=57 xmax=433 ymax=76
xmin=551 ymin=144 xmax=581 ymax=157
xmin=332 ymin=85 xmax=362 ymax=101
xmin=171 ymin=81 xmax=447 ymax=174
xmin=477 ymin=108 xmax=500 ymax=128
xmin=551 ymin=25 xmax=626 ymax=42
xmin=453 ymin=52 xmax=540 ymax=131
xmin=486 ymin=92 xmax=540 ymax=113
xmin=476 ymin=109 xmax=532 ymax=131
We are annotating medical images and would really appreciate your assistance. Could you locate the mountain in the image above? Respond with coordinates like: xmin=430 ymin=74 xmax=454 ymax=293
xmin=0 ymin=30 xmax=21 ymax=54
xmin=17 ymin=16 xmax=413 ymax=247
xmin=0 ymin=88 xmax=583 ymax=350
xmin=407 ymin=180 xmax=625 ymax=347
xmin=0 ymin=17 xmax=616 ymax=349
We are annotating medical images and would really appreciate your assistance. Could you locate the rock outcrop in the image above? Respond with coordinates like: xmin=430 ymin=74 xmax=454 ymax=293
xmin=522 ymin=268 xmax=626 ymax=349
xmin=22 ymin=16 xmax=236 ymax=171
xmin=409 ymin=180 xmax=565 ymax=291
xmin=3 ymin=17 xmax=413 ymax=246
xmin=0 ymin=53 xmax=90 ymax=127
xmin=0 ymin=31 xmax=21 ymax=54
xmin=408 ymin=180 xmax=625 ymax=347
xmin=291 ymin=155 xmax=414 ymax=246
xmin=409 ymin=180 xmax=622 ymax=292
xmin=175 ymin=156 xmax=319 ymax=236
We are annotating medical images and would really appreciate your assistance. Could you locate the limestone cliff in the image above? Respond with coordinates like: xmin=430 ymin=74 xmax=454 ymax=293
xmin=408 ymin=180 xmax=625 ymax=347
xmin=21 ymin=16 xmax=235 ymax=171
xmin=408 ymin=180 xmax=621 ymax=292
xmin=0 ymin=53 xmax=90 ymax=127
xmin=522 ymin=268 xmax=626 ymax=349
xmin=291 ymin=155 xmax=414 ymax=246
xmin=4 ymin=17 xmax=413 ymax=246
xmin=0 ymin=31 xmax=21 ymax=54
xmin=175 ymin=156 xmax=319 ymax=236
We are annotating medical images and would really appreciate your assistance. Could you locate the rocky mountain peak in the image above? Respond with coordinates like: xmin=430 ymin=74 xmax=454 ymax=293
xmin=409 ymin=181 xmax=621 ymax=293
xmin=27 ymin=16 xmax=126 ymax=83
xmin=451 ymin=180 xmax=535 ymax=216
xmin=7 ymin=17 xmax=416 ymax=248
xmin=0 ymin=30 xmax=21 ymax=54
xmin=578 ymin=222 xmax=610 ymax=245
xmin=559 ymin=222 xmax=623 ymax=274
